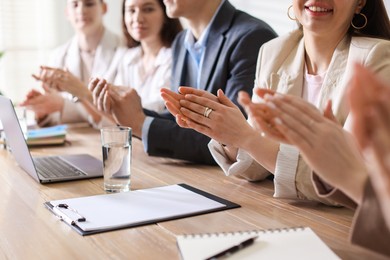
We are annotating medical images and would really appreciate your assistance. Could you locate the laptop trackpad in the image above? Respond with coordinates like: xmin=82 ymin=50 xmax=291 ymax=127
xmin=60 ymin=154 xmax=103 ymax=177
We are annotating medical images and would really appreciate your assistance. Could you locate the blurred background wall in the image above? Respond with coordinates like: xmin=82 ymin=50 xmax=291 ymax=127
xmin=0 ymin=0 xmax=389 ymax=102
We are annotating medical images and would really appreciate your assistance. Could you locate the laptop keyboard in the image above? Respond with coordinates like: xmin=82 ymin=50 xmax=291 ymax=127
xmin=34 ymin=156 xmax=86 ymax=179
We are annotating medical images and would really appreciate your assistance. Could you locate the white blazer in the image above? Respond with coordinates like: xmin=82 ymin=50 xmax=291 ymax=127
xmin=113 ymin=46 xmax=172 ymax=113
xmin=45 ymin=29 xmax=124 ymax=125
xmin=209 ymin=30 xmax=390 ymax=203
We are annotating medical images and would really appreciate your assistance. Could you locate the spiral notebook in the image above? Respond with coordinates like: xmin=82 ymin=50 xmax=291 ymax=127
xmin=177 ymin=227 xmax=340 ymax=260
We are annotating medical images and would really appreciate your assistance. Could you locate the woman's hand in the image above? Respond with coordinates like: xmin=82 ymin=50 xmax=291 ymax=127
xmin=33 ymin=66 xmax=91 ymax=101
xmin=252 ymin=92 xmax=367 ymax=202
xmin=349 ymin=64 xmax=390 ymax=227
xmin=163 ymin=87 xmax=256 ymax=148
xmin=20 ymin=87 xmax=64 ymax=121
xmin=161 ymin=86 xmax=219 ymax=128
xmin=89 ymin=77 xmax=145 ymax=137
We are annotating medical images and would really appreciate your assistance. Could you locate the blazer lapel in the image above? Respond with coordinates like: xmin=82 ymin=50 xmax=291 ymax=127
xmin=172 ymin=36 xmax=187 ymax=89
xmin=198 ymin=1 xmax=235 ymax=90
xmin=318 ymin=35 xmax=350 ymax=109
xmin=199 ymin=36 xmax=225 ymax=90
xmin=268 ymin=37 xmax=306 ymax=97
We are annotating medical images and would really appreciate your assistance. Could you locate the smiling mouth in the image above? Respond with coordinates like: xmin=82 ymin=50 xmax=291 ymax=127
xmin=305 ymin=6 xmax=333 ymax=13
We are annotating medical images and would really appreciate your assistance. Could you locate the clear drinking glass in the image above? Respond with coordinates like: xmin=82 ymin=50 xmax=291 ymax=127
xmin=100 ymin=126 xmax=132 ymax=193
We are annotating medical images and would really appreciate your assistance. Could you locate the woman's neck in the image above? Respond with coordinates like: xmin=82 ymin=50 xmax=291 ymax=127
xmin=141 ymin=39 xmax=164 ymax=71
xmin=78 ymin=26 xmax=105 ymax=53
xmin=304 ymin=30 xmax=347 ymax=75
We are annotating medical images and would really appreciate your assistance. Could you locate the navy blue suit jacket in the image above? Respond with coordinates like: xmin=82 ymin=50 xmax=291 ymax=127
xmin=144 ymin=1 xmax=277 ymax=164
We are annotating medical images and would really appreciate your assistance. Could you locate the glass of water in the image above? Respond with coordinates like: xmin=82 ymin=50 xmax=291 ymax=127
xmin=100 ymin=126 xmax=132 ymax=193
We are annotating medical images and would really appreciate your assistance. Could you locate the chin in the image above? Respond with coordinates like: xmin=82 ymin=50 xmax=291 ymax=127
xmin=165 ymin=7 xmax=179 ymax=18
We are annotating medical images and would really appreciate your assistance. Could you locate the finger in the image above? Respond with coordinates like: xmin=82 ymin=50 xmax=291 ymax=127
xmin=24 ymin=89 xmax=41 ymax=99
xmin=375 ymin=90 xmax=390 ymax=130
xmin=103 ymin=89 xmax=111 ymax=113
xmin=217 ymin=89 xmax=236 ymax=108
xmin=270 ymin=105 xmax=317 ymax=148
xmin=42 ymin=84 xmax=55 ymax=93
xmin=183 ymin=94 xmax=221 ymax=111
xmin=40 ymin=65 xmax=57 ymax=71
xmin=32 ymin=74 xmax=41 ymax=81
xmin=367 ymin=106 xmax=390 ymax=157
xmin=161 ymin=88 xmax=184 ymax=101
xmin=247 ymin=102 xmax=277 ymax=127
xmin=165 ymin=101 xmax=181 ymax=117
xmin=254 ymin=88 xmax=276 ymax=99
xmin=88 ymin=77 xmax=100 ymax=92
xmin=252 ymin=114 xmax=287 ymax=143
xmin=180 ymin=107 xmax=210 ymax=127
xmin=269 ymin=95 xmax=323 ymax=126
xmin=179 ymin=98 xmax=212 ymax=117
xmin=40 ymin=67 xmax=58 ymax=82
xmin=272 ymin=118 xmax=314 ymax=150
xmin=178 ymin=86 xmax=219 ymax=102
xmin=348 ymin=64 xmax=379 ymax=147
xmin=175 ymin=114 xmax=191 ymax=128
xmin=97 ymin=84 xmax=108 ymax=111
xmin=161 ymin=92 xmax=182 ymax=111
xmin=238 ymin=91 xmax=251 ymax=106
xmin=179 ymin=112 xmax=215 ymax=138
xmin=23 ymin=95 xmax=46 ymax=106
xmin=323 ymin=100 xmax=337 ymax=123
xmin=238 ymin=91 xmax=257 ymax=118
xmin=92 ymin=79 xmax=107 ymax=106
xmin=107 ymin=85 xmax=122 ymax=101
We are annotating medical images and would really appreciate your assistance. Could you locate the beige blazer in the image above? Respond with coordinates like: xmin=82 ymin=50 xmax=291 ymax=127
xmin=44 ymin=29 xmax=124 ymax=125
xmin=209 ymin=30 xmax=390 ymax=204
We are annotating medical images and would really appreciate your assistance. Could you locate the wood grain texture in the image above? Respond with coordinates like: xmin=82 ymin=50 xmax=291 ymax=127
xmin=0 ymin=125 xmax=387 ymax=259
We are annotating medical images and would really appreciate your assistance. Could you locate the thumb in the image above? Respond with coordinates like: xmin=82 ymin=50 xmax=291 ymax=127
xmin=323 ymin=100 xmax=337 ymax=123
xmin=108 ymin=85 xmax=122 ymax=101
xmin=217 ymin=89 xmax=236 ymax=107
xmin=42 ymin=84 xmax=53 ymax=93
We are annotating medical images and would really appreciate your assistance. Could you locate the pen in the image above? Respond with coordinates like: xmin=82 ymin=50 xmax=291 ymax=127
xmin=205 ymin=235 xmax=258 ymax=260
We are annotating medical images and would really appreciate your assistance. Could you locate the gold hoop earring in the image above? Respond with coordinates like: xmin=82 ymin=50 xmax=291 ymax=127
xmin=351 ymin=13 xmax=368 ymax=30
xmin=287 ymin=5 xmax=297 ymax=21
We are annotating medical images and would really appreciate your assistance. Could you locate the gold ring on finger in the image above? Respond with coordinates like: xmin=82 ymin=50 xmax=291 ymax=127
xmin=204 ymin=107 xmax=213 ymax=118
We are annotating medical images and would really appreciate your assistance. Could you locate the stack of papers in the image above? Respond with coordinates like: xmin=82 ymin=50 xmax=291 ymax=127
xmin=26 ymin=125 xmax=67 ymax=146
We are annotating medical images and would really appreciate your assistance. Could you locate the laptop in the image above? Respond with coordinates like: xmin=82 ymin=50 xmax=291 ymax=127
xmin=0 ymin=95 xmax=103 ymax=183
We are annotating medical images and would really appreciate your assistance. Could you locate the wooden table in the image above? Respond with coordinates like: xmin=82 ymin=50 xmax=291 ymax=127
xmin=0 ymin=126 xmax=387 ymax=259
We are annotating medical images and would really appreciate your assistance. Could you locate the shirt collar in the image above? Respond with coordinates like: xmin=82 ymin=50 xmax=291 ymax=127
xmin=184 ymin=0 xmax=225 ymax=51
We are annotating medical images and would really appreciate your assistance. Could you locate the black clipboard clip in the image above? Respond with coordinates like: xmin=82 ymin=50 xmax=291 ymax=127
xmin=52 ymin=203 xmax=86 ymax=225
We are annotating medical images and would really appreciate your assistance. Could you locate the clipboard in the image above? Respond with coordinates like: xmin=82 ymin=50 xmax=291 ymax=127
xmin=44 ymin=184 xmax=240 ymax=236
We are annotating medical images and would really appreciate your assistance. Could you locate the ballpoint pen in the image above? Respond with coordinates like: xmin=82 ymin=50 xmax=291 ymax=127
xmin=205 ymin=235 xmax=258 ymax=260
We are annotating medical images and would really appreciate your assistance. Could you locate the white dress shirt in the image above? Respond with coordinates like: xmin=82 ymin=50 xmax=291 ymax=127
xmin=114 ymin=46 xmax=172 ymax=113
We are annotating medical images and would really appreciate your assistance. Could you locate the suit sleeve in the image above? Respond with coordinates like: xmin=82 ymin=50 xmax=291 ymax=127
xmin=145 ymin=26 xmax=276 ymax=164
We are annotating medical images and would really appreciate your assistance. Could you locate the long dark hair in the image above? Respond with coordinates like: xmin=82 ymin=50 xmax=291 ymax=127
xmin=121 ymin=0 xmax=183 ymax=48
xmin=351 ymin=0 xmax=390 ymax=40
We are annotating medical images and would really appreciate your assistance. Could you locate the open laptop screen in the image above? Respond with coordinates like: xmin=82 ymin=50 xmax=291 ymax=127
xmin=0 ymin=96 xmax=40 ymax=182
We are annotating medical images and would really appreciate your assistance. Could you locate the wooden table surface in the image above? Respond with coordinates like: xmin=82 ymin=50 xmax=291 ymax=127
xmin=0 ymin=125 xmax=387 ymax=259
